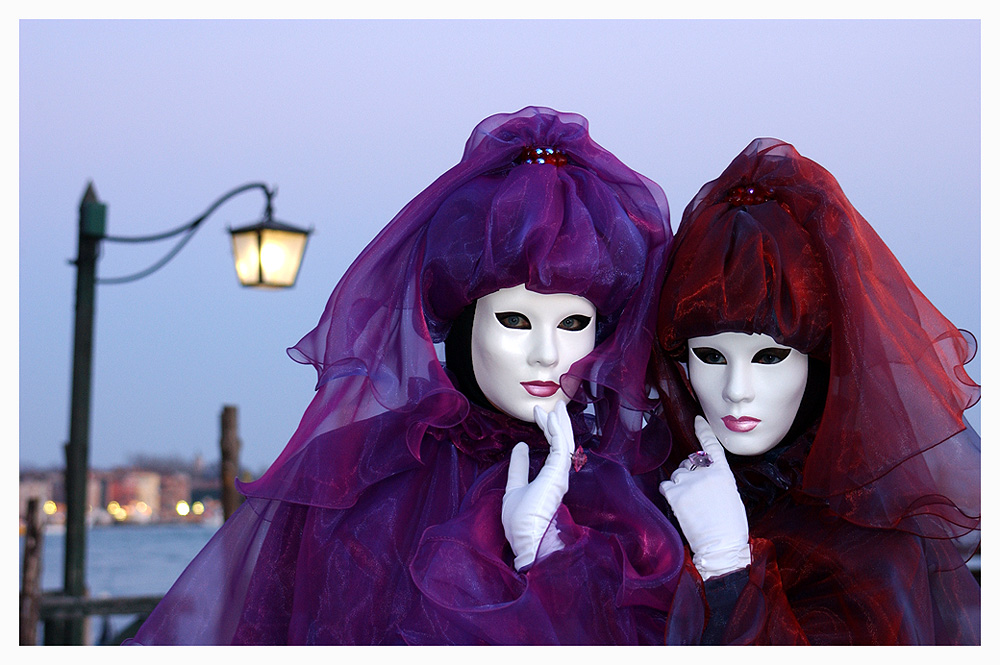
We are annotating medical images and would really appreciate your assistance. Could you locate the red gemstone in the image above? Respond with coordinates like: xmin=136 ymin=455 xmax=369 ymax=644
xmin=725 ymin=182 xmax=776 ymax=207
xmin=519 ymin=146 xmax=568 ymax=167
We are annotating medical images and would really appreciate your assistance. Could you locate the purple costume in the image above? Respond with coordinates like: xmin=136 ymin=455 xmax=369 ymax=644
xmin=126 ymin=107 xmax=691 ymax=645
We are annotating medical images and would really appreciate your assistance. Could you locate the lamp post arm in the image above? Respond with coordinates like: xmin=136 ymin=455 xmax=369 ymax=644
xmin=98 ymin=182 xmax=275 ymax=285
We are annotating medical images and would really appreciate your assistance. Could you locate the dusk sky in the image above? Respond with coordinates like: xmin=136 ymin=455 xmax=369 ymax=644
xmin=17 ymin=19 xmax=983 ymax=476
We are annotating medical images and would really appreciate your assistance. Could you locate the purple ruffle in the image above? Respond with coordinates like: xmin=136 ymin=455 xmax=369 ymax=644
xmin=126 ymin=107 xmax=684 ymax=645
xmin=127 ymin=410 xmax=692 ymax=644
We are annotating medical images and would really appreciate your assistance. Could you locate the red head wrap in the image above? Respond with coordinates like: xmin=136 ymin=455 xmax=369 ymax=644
xmin=657 ymin=138 xmax=979 ymax=544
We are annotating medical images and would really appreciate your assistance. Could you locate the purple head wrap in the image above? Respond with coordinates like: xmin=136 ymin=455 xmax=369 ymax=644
xmin=239 ymin=107 xmax=673 ymax=508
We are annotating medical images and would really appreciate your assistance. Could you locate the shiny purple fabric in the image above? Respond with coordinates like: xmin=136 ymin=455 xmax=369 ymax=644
xmin=126 ymin=107 xmax=687 ymax=645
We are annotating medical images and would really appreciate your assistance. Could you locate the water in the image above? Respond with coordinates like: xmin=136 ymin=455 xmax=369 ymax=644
xmin=18 ymin=522 xmax=218 ymax=645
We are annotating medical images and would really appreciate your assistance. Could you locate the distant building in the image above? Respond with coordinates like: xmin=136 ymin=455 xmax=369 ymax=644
xmin=20 ymin=458 xmax=226 ymax=526
xmin=105 ymin=470 xmax=160 ymax=523
xmin=18 ymin=477 xmax=53 ymax=521
xmin=159 ymin=472 xmax=192 ymax=521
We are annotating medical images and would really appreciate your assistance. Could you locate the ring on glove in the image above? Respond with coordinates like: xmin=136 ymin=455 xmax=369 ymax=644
xmin=687 ymin=451 xmax=713 ymax=469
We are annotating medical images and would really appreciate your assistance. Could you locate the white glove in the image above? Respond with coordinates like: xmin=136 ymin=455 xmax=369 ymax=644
xmin=659 ymin=416 xmax=751 ymax=580
xmin=502 ymin=401 xmax=573 ymax=571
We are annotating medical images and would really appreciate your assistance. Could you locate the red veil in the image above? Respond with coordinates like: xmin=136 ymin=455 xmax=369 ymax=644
xmin=656 ymin=138 xmax=980 ymax=644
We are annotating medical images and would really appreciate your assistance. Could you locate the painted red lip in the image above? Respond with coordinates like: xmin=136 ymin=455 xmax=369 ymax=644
xmin=723 ymin=415 xmax=761 ymax=432
xmin=522 ymin=381 xmax=560 ymax=398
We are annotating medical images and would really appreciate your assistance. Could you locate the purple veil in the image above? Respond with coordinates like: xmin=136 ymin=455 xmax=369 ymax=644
xmin=237 ymin=107 xmax=673 ymax=511
xmin=127 ymin=107 xmax=686 ymax=645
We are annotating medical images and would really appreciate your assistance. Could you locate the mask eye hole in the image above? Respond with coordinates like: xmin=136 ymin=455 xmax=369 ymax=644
xmin=558 ymin=315 xmax=592 ymax=331
xmin=752 ymin=348 xmax=791 ymax=365
xmin=691 ymin=347 xmax=726 ymax=365
xmin=496 ymin=312 xmax=530 ymax=329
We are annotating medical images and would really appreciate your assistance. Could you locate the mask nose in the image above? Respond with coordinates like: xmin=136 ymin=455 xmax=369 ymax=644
xmin=526 ymin=328 xmax=559 ymax=367
xmin=723 ymin=363 xmax=755 ymax=404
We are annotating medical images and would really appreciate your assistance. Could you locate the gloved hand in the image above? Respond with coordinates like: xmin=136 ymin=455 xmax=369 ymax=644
xmin=659 ymin=416 xmax=751 ymax=580
xmin=502 ymin=401 xmax=573 ymax=571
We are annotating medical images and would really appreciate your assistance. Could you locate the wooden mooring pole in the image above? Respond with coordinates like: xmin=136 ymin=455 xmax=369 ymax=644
xmin=19 ymin=498 xmax=44 ymax=645
xmin=220 ymin=405 xmax=242 ymax=521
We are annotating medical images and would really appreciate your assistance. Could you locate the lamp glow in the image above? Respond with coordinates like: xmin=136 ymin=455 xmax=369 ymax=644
xmin=229 ymin=217 xmax=310 ymax=289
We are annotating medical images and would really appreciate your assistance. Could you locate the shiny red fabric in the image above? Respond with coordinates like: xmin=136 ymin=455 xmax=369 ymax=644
xmin=657 ymin=138 xmax=980 ymax=644
xmin=125 ymin=107 xmax=688 ymax=645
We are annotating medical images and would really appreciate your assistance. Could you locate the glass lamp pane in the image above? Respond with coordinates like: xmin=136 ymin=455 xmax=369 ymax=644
xmin=259 ymin=229 xmax=307 ymax=287
xmin=231 ymin=231 xmax=262 ymax=286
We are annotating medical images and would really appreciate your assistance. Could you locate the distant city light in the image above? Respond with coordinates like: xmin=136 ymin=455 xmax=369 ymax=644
xmin=192 ymin=501 xmax=205 ymax=516
xmin=176 ymin=500 xmax=190 ymax=516
xmin=107 ymin=500 xmax=128 ymax=522
xmin=43 ymin=500 xmax=57 ymax=515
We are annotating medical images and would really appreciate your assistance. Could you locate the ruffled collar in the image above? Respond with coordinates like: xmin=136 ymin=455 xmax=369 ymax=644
xmin=728 ymin=423 xmax=815 ymax=521
xmin=425 ymin=401 xmax=594 ymax=466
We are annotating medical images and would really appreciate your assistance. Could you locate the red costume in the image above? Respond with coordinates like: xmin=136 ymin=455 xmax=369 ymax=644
xmin=655 ymin=138 xmax=980 ymax=645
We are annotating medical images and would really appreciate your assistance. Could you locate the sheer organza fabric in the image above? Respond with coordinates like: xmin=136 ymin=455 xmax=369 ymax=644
xmin=126 ymin=107 xmax=690 ymax=645
xmin=656 ymin=138 xmax=980 ymax=644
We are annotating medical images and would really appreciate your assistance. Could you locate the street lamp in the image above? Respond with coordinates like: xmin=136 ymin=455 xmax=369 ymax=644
xmin=55 ymin=181 xmax=309 ymax=645
xmin=230 ymin=215 xmax=310 ymax=288
xmin=96 ymin=182 xmax=311 ymax=288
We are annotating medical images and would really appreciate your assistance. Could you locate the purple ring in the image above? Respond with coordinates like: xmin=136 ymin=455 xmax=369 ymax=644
xmin=687 ymin=451 xmax=713 ymax=469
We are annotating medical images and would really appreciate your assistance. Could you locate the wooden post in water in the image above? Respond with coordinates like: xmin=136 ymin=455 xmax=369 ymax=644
xmin=220 ymin=405 xmax=242 ymax=521
xmin=20 ymin=498 xmax=43 ymax=645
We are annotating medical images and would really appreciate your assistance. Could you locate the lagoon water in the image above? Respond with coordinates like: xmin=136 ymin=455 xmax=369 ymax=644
xmin=19 ymin=522 xmax=218 ymax=645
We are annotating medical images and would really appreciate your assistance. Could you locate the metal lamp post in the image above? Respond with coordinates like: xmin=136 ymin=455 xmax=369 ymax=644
xmin=54 ymin=181 xmax=310 ymax=645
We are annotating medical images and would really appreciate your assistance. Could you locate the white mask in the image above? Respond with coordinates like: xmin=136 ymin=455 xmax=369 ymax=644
xmin=687 ymin=332 xmax=808 ymax=456
xmin=472 ymin=284 xmax=597 ymax=422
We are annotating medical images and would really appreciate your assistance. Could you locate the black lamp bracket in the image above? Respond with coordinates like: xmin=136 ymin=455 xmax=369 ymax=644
xmin=95 ymin=182 xmax=275 ymax=285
